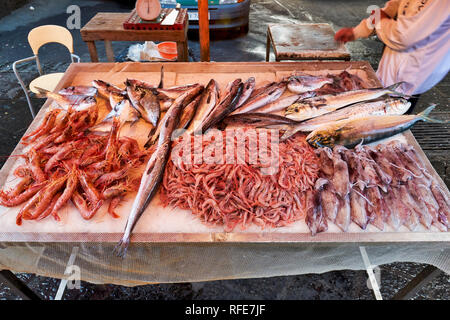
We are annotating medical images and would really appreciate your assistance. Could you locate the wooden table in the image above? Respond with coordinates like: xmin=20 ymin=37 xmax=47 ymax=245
xmin=0 ymin=62 xmax=448 ymax=298
xmin=80 ymin=12 xmax=189 ymax=62
xmin=266 ymin=23 xmax=351 ymax=62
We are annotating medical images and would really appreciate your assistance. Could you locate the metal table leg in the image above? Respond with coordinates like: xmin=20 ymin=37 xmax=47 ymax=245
xmin=0 ymin=270 xmax=41 ymax=300
xmin=392 ymin=265 xmax=442 ymax=300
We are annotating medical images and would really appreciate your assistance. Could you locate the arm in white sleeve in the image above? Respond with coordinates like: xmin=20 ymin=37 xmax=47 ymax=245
xmin=353 ymin=0 xmax=400 ymax=39
xmin=376 ymin=0 xmax=450 ymax=51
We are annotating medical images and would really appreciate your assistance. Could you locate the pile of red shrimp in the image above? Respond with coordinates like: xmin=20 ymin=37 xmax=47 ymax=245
xmin=161 ymin=129 xmax=320 ymax=231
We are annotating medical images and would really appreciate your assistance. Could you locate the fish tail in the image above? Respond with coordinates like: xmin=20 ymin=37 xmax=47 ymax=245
xmin=113 ymin=238 xmax=129 ymax=258
xmin=34 ymin=86 xmax=50 ymax=95
xmin=280 ymin=126 xmax=301 ymax=141
xmin=386 ymin=82 xmax=412 ymax=98
xmin=418 ymin=104 xmax=448 ymax=123
xmin=158 ymin=65 xmax=164 ymax=89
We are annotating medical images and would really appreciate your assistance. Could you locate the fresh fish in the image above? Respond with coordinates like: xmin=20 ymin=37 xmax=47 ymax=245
xmin=126 ymin=80 xmax=161 ymax=126
xmin=287 ymin=73 xmax=333 ymax=94
xmin=255 ymin=92 xmax=316 ymax=114
xmin=223 ymin=112 xmax=298 ymax=128
xmin=249 ymin=81 xmax=276 ymax=99
xmin=92 ymin=80 xmax=126 ymax=98
xmin=307 ymin=104 xmax=445 ymax=148
xmin=109 ymin=91 xmax=127 ymax=108
xmin=285 ymin=82 xmax=407 ymax=121
xmin=114 ymin=87 xmax=198 ymax=257
xmin=186 ymin=79 xmax=220 ymax=135
xmin=34 ymin=87 xmax=97 ymax=112
xmin=230 ymin=82 xmax=286 ymax=115
xmin=158 ymin=65 xmax=164 ymax=88
xmin=201 ymin=79 xmax=244 ymax=132
xmin=281 ymin=98 xmax=411 ymax=140
xmin=157 ymin=84 xmax=199 ymax=99
xmin=58 ymin=86 xmax=97 ymax=96
xmin=178 ymin=94 xmax=202 ymax=131
xmin=90 ymin=99 xmax=140 ymax=132
xmin=235 ymin=77 xmax=255 ymax=109
xmin=146 ymin=85 xmax=205 ymax=147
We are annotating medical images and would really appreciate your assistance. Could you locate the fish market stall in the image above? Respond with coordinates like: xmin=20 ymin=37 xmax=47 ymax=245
xmin=0 ymin=61 xmax=448 ymax=287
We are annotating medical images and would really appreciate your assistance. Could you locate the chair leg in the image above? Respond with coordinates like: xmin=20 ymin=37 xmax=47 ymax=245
xmin=22 ymin=88 xmax=36 ymax=119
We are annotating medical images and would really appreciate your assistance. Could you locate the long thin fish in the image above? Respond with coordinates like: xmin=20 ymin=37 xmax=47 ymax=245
xmin=255 ymin=91 xmax=316 ymax=114
xmin=186 ymin=79 xmax=220 ymax=135
xmin=201 ymin=79 xmax=244 ymax=132
xmin=114 ymin=88 xmax=199 ymax=257
xmin=230 ymin=81 xmax=286 ymax=115
xmin=307 ymin=104 xmax=445 ymax=148
xmin=146 ymin=93 xmax=202 ymax=147
xmin=285 ymin=82 xmax=407 ymax=121
xmin=235 ymin=77 xmax=255 ymax=109
xmin=281 ymin=98 xmax=411 ymax=140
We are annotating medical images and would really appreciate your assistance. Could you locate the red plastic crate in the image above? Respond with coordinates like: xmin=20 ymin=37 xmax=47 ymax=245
xmin=123 ymin=8 xmax=187 ymax=31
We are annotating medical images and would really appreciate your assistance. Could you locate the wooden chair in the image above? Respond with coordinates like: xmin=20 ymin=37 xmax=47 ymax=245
xmin=12 ymin=25 xmax=80 ymax=118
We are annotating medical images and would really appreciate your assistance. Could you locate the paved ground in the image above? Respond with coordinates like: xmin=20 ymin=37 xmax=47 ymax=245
xmin=0 ymin=0 xmax=448 ymax=300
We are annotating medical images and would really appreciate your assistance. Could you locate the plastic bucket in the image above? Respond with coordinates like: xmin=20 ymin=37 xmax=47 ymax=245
xmin=157 ymin=42 xmax=178 ymax=60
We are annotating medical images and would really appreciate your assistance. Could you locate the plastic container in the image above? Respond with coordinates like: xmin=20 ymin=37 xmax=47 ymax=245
xmin=157 ymin=42 xmax=178 ymax=60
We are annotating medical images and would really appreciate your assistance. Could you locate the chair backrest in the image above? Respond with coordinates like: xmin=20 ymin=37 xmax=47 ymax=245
xmin=28 ymin=25 xmax=74 ymax=55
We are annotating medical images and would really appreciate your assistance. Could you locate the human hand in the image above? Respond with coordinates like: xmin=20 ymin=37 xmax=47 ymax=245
xmin=334 ymin=28 xmax=355 ymax=43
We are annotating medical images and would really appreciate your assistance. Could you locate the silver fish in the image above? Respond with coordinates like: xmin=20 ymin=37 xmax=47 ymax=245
xmin=90 ymin=99 xmax=140 ymax=132
xmin=281 ymin=98 xmax=411 ymax=140
xmin=186 ymin=79 xmax=220 ymax=135
xmin=249 ymin=81 xmax=277 ymax=99
xmin=126 ymin=80 xmax=161 ymax=126
xmin=235 ymin=77 xmax=255 ymax=109
xmin=285 ymin=82 xmax=407 ymax=121
xmin=231 ymin=82 xmax=286 ymax=115
xmin=201 ymin=79 xmax=244 ymax=132
xmin=114 ymin=87 xmax=200 ymax=257
xmin=307 ymin=105 xmax=445 ymax=149
xmin=255 ymin=91 xmax=316 ymax=114
xmin=287 ymin=73 xmax=333 ymax=94
xmin=146 ymin=93 xmax=203 ymax=147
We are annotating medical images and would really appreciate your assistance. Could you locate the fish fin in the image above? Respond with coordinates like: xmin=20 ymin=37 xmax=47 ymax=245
xmin=418 ymin=104 xmax=448 ymax=123
xmin=386 ymin=82 xmax=412 ymax=98
xmin=158 ymin=65 xmax=164 ymax=89
xmin=280 ymin=126 xmax=301 ymax=141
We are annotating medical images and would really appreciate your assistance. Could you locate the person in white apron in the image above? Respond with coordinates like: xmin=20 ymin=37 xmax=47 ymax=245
xmin=335 ymin=0 xmax=450 ymax=113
